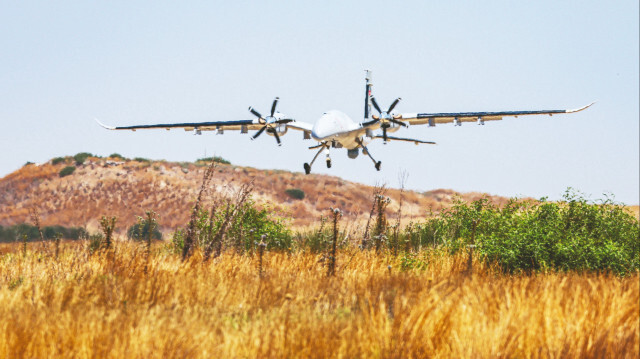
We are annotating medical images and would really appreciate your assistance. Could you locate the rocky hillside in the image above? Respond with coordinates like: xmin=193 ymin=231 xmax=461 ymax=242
xmin=0 ymin=155 xmax=510 ymax=232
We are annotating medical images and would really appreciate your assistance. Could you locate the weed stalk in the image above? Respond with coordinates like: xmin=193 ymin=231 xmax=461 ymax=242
xmin=328 ymin=207 xmax=341 ymax=277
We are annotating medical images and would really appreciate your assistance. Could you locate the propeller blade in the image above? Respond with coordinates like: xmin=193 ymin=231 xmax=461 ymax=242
xmin=270 ymin=97 xmax=279 ymax=117
xmin=273 ymin=128 xmax=282 ymax=146
xmin=389 ymin=118 xmax=407 ymax=127
xmin=252 ymin=125 xmax=266 ymax=140
xmin=249 ymin=107 xmax=264 ymax=121
xmin=361 ymin=118 xmax=378 ymax=127
xmin=370 ymin=97 xmax=382 ymax=114
xmin=387 ymin=97 xmax=401 ymax=113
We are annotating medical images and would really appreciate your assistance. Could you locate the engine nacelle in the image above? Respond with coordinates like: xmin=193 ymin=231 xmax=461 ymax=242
xmin=385 ymin=120 xmax=403 ymax=133
xmin=267 ymin=123 xmax=288 ymax=137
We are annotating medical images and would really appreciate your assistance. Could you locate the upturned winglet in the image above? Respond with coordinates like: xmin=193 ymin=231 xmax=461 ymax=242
xmin=95 ymin=118 xmax=116 ymax=130
xmin=567 ymin=102 xmax=596 ymax=113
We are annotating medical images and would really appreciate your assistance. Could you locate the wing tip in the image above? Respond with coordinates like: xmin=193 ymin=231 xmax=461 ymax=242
xmin=95 ymin=118 xmax=116 ymax=130
xmin=567 ymin=102 xmax=596 ymax=113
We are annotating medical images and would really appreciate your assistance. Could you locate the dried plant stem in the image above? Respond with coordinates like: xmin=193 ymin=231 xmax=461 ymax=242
xmin=183 ymin=160 xmax=216 ymax=261
xmin=327 ymin=208 xmax=341 ymax=277
xmin=29 ymin=207 xmax=48 ymax=254
xmin=362 ymin=184 xmax=386 ymax=249
xmin=203 ymin=182 xmax=253 ymax=262
xmin=99 ymin=216 xmax=117 ymax=250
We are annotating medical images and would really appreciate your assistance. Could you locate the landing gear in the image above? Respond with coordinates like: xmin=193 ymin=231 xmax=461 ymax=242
xmin=356 ymin=138 xmax=382 ymax=171
xmin=303 ymin=142 xmax=328 ymax=175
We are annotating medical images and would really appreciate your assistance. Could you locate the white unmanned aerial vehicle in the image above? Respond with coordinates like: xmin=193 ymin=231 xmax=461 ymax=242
xmin=97 ymin=70 xmax=593 ymax=174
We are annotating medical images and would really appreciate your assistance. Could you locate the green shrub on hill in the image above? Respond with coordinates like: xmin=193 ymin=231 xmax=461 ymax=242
xmin=59 ymin=166 xmax=76 ymax=177
xmin=52 ymin=157 xmax=67 ymax=165
xmin=109 ymin=153 xmax=126 ymax=160
xmin=197 ymin=156 xmax=231 ymax=165
xmin=285 ymin=188 xmax=305 ymax=200
xmin=73 ymin=152 xmax=92 ymax=165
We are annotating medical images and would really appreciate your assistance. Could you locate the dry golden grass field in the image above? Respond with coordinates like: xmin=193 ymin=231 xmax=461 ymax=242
xmin=0 ymin=240 xmax=637 ymax=358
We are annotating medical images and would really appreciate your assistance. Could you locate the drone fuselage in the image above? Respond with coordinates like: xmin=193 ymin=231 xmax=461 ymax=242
xmin=311 ymin=110 xmax=401 ymax=151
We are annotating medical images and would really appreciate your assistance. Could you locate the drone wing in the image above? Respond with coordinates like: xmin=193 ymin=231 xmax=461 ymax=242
xmin=95 ymin=118 xmax=268 ymax=132
xmin=397 ymin=102 xmax=594 ymax=126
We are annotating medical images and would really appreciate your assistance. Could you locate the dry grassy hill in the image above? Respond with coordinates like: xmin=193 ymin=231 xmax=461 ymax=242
xmin=0 ymin=156 xmax=510 ymax=233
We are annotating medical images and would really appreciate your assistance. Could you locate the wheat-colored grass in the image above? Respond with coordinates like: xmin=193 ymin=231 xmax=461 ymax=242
xmin=0 ymin=241 xmax=637 ymax=358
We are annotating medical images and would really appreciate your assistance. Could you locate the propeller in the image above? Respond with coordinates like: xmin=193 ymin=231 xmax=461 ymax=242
xmin=248 ymin=97 xmax=292 ymax=146
xmin=369 ymin=97 xmax=407 ymax=143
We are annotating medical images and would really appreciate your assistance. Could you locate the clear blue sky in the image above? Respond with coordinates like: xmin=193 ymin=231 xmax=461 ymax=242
xmin=1 ymin=1 xmax=638 ymax=204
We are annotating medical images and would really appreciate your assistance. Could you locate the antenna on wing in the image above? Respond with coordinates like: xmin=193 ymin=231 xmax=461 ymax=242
xmin=364 ymin=70 xmax=372 ymax=120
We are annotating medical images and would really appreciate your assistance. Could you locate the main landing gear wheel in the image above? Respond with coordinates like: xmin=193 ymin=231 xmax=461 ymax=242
xmin=375 ymin=161 xmax=381 ymax=171
xmin=304 ymin=163 xmax=311 ymax=175
xmin=326 ymin=159 xmax=332 ymax=168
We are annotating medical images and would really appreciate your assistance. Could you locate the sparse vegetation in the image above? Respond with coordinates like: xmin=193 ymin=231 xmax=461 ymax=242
xmin=285 ymin=188 xmax=305 ymax=200
xmin=73 ymin=152 xmax=92 ymax=165
xmin=51 ymin=157 xmax=67 ymax=165
xmin=58 ymin=166 xmax=76 ymax=177
xmin=197 ymin=156 xmax=231 ymax=165
xmin=109 ymin=153 xmax=126 ymax=160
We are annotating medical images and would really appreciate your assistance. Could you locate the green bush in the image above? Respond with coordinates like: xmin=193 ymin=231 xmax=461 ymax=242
xmin=174 ymin=198 xmax=291 ymax=254
xmin=73 ymin=152 xmax=92 ymax=165
xmin=23 ymin=162 xmax=34 ymax=166
xmin=0 ymin=224 xmax=85 ymax=242
xmin=133 ymin=157 xmax=150 ymax=163
xmin=285 ymin=188 xmax=305 ymax=200
xmin=415 ymin=190 xmax=639 ymax=275
xmin=59 ymin=166 xmax=76 ymax=177
xmin=197 ymin=156 xmax=231 ymax=165
xmin=109 ymin=153 xmax=126 ymax=160
xmin=52 ymin=157 xmax=67 ymax=165
xmin=128 ymin=220 xmax=162 ymax=241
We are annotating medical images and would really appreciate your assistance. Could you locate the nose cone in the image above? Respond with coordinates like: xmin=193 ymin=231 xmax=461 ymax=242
xmin=312 ymin=110 xmax=354 ymax=139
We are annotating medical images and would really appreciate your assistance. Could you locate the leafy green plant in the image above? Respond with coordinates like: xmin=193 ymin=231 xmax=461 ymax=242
xmin=197 ymin=156 xmax=230 ymax=165
xmin=133 ymin=157 xmax=150 ymax=163
xmin=285 ymin=188 xmax=305 ymax=200
xmin=73 ymin=152 xmax=92 ymax=165
xmin=109 ymin=153 xmax=126 ymax=160
xmin=52 ymin=157 xmax=67 ymax=165
xmin=59 ymin=166 xmax=76 ymax=177
xmin=415 ymin=190 xmax=639 ymax=275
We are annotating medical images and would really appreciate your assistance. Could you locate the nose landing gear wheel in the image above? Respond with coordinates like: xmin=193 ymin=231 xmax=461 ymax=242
xmin=375 ymin=161 xmax=381 ymax=171
xmin=304 ymin=163 xmax=311 ymax=175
